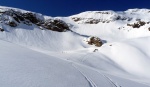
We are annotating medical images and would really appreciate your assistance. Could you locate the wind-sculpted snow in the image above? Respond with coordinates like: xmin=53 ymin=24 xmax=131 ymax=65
xmin=0 ymin=6 xmax=150 ymax=87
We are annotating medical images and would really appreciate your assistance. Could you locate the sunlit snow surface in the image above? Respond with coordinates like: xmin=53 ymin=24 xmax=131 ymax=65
xmin=0 ymin=6 xmax=150 ymax=87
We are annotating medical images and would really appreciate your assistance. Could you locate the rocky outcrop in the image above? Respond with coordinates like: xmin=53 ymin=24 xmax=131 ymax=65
xmin=127 ymin=21 xmax=146 ymax=28
xmin=0 ymin=9 xmax=69 ymax=32
xmin=148 ymin=27 xmax=150 ymax=31
xmin=71 ymin=15 xmax=132 ymax=24
xmin=39 ymin=19 xmax=69 ymax=32
xmin=72 ymin=17 xmax=111 ymax=24
xmin=71 ymin=11 xmax=132 ymax=24
xmin=86 ymin=36 xmax=103 ymax=47
xmin=7 ymin=21 xmax=17 ymax=27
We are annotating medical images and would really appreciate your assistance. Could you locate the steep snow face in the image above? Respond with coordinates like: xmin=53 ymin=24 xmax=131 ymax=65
xmin=0 ymin=6 xmax=150 ymax=87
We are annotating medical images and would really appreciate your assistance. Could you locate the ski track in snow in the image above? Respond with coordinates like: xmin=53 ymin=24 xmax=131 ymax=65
xmin=71 ymin=61 xmax=121 ymax=87
xmin=103 ymin=75 xmax=120 ymax=87
xmin=78 ymin=50 xmax=120 ymax=87
xmin=81 ymin=53 xmax=93 ymax=62
xmin=72 ymin=63 xmax=98 ymax=87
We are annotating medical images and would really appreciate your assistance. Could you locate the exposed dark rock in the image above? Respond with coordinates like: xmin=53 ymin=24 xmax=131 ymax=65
xmin=23 ymin=21 xmax=32 ymax=26
xmin=72 ymin=15 xmax=132 ymax=24
xmin=85 ymin=19 xmax=100 ymax=24
xmin=127 ymin=24 xmax=131 ymax=26
xmin=93 ymin=49 xmax=98 ymax=52
xmin=115 ymin=16 xmax=132 ymax=21
xmin=13 ymin=16 xmax=21 ymax=23
xmin=22 ymin=12 xmax=39 ymax=24
xmin=0 ymin=9 xmax=70 ymax=32
xmin=41 ymin=19 xmax=69 ymax=32
xmin=72 ymin=17 xmax=81 ymax=22
xmin=0 ymin=28 xmax=4 ymax=32
xmin=7 ymin=21 xmax=17 ymax=27
xmin=127 ymin=21 xmax=146 ymax=28
xmin=115 ymin=16 xmax=121 ymax=20
xmin=87 ymin=36 xmax=103 ymax=47
xmin=132 ymin=23 xmax=140 ymax=28
xmin=139 ymin=21 xmax=146 ymax=26
xmin=136 ymin=19 xmax=141 ymax=21
xmin=148 ymin=27 xmax=150 ymax=31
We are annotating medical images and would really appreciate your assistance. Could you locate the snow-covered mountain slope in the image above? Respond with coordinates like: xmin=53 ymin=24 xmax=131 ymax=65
xmin=0 ymin=6 xmax=150 ymax=87
xmin=1 ymin=39 xmax=150 ymax=87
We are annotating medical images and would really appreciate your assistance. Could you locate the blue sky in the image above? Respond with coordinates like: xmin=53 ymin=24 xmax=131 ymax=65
xmin=0 ymin=0 xmax=150 ymax=17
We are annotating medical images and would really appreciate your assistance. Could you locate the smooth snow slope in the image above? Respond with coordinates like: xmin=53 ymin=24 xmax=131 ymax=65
xmin=0 ymin=40 xmax=150 ymax=87
xmin=0 ymin=6 xmax=150 ymax=87
xmin=0 ymin=40 xmax=92 ymax=87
